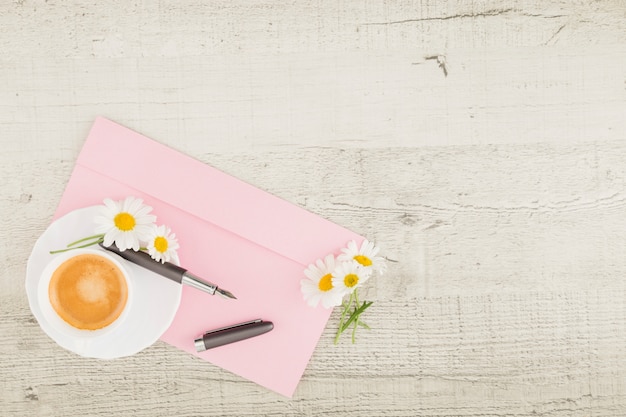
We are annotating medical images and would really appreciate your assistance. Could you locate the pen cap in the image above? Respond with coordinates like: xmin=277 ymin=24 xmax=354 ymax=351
xmin=194 ymin=321 xmax=274 ymax=352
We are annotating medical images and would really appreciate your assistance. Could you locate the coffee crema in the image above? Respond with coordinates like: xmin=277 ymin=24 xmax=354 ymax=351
xmin=48 ymin=254 xmax=128 ymax=331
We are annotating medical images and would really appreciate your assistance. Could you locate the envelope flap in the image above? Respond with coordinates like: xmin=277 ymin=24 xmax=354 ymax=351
xmin=76 ymin=118 xmax=360 ymax=266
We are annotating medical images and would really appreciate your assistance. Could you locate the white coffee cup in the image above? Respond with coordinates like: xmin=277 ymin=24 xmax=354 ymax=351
xmin=38 ymin=248 xmax=133 ymax=340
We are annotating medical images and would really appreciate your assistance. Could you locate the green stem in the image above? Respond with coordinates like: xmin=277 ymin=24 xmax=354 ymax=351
xmin=352 ymin=289 xmax=360 ymax=343
xmin=334 ymin=292 xmax=354 ymax=344
xmin=66 ymin=234 xmax=104 ymax=247
xmin=342 ymin=292 xmax=355 ymax=325
xmin=49 ymin=238 xmax=104 ymax=254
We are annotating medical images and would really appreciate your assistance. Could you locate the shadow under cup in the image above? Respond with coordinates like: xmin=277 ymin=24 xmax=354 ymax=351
xmin=38 ymin=248 xmax=133 ymax=339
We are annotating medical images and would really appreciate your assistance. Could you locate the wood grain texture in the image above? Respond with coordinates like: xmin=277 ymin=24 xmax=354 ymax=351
xmin=2 ymin=0 xmax=626 ymax=415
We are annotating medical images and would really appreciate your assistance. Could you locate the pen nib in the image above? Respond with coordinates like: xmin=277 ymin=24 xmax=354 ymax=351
xmin=216 ymin=287 xmax=237 ymax=300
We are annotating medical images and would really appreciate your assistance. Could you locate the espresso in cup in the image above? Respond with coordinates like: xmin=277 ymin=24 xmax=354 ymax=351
xmin=48 ymin=253 xmax=129 ymax=331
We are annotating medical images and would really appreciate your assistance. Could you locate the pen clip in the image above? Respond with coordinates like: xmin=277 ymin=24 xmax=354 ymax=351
xmin=204 ymin=319 xmax=262 ymax=335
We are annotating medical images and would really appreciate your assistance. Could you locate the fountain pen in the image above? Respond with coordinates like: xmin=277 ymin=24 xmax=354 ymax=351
xmin=100 ymin=243 xmax=236 ymax=299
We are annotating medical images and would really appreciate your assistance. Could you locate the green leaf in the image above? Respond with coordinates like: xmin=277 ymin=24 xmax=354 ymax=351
xmin=357 ymin=321 xmax=371 ymax=330
xmin=340 ymin=300 xmax=373 ymax=333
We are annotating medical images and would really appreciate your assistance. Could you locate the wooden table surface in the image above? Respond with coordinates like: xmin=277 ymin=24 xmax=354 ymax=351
xmin=2 ymin=1 xmax=626 ymax=415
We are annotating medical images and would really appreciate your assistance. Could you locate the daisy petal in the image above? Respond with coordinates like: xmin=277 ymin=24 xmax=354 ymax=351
xmin=102 ymin=233 xmax=115 ymax=247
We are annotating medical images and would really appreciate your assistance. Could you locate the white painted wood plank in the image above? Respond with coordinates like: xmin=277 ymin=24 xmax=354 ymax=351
xmin=2 ymin=47 xmax=626 ymax=152
xmin=2 ymin=1 xmax=625 ymax=57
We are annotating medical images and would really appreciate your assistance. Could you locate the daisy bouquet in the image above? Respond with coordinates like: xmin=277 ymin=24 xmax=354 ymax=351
xmin=301 ymin=240 xmax=385 ymax=344
xmin=51 ymin=196 xmax=179 ymax=264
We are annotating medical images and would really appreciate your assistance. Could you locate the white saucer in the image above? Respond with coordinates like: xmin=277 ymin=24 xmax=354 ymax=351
xmin=26 ymin=206 xmax=183 ymax=359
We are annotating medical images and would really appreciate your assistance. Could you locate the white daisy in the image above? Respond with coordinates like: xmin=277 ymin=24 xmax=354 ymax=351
xmin=338 ymin=239 xmax=386 ymax=274
xmin=94 ymin=196 xmax=156 ymax=251
xmin=147 ymin=224 xmax=180 ymax=264
xmin=301 ymin=254 xmax=344 ymax=308
xmin=332 ymin=260 xmax=372 ymax=296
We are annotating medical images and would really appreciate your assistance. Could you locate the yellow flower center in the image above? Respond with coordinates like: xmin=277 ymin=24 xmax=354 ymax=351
xmin=318 ymin=273 xmax=333 ymax=292
xmin=114 ymin=212 xmax=136 ymax=231
xmin=354 ymin=255 xmax=372 ymax=267
xmin=344 ymin=273 xmax=359 ymax=288
xmin=154 ymin=236 xmax=169 ymax=253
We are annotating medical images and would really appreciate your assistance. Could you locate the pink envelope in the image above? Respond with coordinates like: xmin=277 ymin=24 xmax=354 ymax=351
xmin=54 ymin=117 xmax=362 ymax=397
